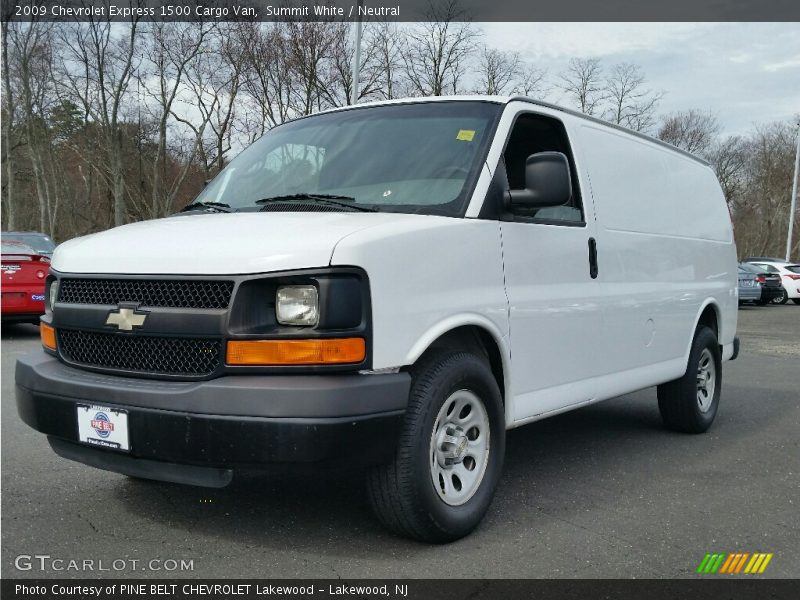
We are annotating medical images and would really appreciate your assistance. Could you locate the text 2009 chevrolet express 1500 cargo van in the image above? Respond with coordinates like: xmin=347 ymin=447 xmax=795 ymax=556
xmin=16 ymin=96 xmax=739 ymax=542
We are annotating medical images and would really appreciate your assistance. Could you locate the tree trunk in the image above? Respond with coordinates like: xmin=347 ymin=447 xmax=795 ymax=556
xmin=111 ymin=134 xmax=126 ymax=226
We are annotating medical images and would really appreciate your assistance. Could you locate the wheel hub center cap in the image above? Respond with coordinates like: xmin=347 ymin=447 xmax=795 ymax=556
xmin=698 ymin=369 xmax=711 ymax=391
xmin=437 ymin=425 xmax=468 ymax=466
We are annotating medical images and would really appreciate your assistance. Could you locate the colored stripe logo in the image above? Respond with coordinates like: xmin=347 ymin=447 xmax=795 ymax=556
xmin=696 ymin=553 xmax=773 ymax=574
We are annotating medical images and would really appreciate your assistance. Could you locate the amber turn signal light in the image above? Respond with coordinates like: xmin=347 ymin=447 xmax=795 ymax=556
xmin=40 ymin=322 xmax=56 ymax=351
xmin=226 ymin=338 xmax=366 ymax=366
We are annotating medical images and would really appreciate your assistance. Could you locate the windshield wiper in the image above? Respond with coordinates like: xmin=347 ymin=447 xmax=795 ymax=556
xmin=179 ymin=201 xmax=235 ymax=213
xmin=256 ymin=193 xmax=376 ymax=213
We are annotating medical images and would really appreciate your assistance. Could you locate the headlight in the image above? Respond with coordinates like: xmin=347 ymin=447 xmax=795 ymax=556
xmin=276 ymin=285 xmax=319 ymax=326
xmin=48 ymin=280 xmax=59 ymax=311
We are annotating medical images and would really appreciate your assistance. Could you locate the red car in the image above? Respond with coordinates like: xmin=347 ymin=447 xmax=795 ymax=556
xmin=1 ymin=241 xmax=49 ymax=324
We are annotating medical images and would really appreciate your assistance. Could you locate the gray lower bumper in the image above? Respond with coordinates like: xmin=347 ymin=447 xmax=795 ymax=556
xmin=16 ymin=351 xmax=410 ymax=418
xmin=15 ymin=352 xmax=411 ymax=476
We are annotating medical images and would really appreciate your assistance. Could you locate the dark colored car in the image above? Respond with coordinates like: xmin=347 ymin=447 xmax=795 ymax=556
xmin=1 ymin=241 xmax=49 ymax=323
xmin=738 ymin=262 xmax=783 ymax=304
xmin=1 ymin=231 xmax=56 ymax=257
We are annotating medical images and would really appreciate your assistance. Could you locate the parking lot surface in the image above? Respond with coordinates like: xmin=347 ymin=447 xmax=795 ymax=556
xmin=2 ymin=305 xmax=798 ymax=578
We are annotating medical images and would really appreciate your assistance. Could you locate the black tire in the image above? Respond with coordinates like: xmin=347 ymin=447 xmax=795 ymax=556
xmin=657 ymin=327 xmax=721 ymax=433
xmin=771 ymin=288 xmax=788 ymax=304
xmin=793 ymin=299 xmax=800 ymax=305
xmin=366 ymin=350 xmax=505 ymax=543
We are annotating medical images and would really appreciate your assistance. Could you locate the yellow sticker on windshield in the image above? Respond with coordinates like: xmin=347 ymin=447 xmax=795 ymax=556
xmin=456 ymin=129 xmax=476 ymax=141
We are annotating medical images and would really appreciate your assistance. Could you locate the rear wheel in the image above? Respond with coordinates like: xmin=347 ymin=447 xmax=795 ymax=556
xmin=771 ymin=288 xmax=788 ymax=304
xmin=657 ymin=327 xmax=721 ymax=433
xmin=366 ymin=350 xmax=505 ymax=543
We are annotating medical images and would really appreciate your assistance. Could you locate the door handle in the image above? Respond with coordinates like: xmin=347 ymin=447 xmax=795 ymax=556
xmin=588 ymin=237 xmax=598 ymax=279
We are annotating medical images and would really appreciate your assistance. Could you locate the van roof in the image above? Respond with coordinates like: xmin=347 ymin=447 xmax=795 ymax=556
xmin=311 ymin=95 xmax=711 ymax=167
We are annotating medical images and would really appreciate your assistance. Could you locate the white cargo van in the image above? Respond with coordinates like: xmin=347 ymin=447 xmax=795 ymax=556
xmin=16 ymin=96 xmax=739 ymax=542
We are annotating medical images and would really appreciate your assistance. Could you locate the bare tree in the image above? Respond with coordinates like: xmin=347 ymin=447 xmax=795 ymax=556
xmin=5 ymin=20 xmax=60 ymax=235
xmin=513 ymin=63 xmax=548 ymax=98
xmin=369 ymin=22 xmax=406 ymax=100
xmin=707 ymin=135 xmax=747 ymax=206
xmin=1 ymin=18 xmax=20 ymax=229
xmin=403 ymin=0 xmax=479 ymax=96
xmin=475 ymin=47 xmax=519 ymax=95
xmin=239 ymin=23 xmax=294 ymax=136
xmin=179 ymin=23 xmax=245 ymax=178
xmin=603 ymin=62 xmax=663 ymax=132
xmin=283 ymin=21 xmax=339 ymax=115
xmin=657 ymin=110 xmax=721 ymax=156
xmin=56 ymin=18 xmax=141 ymax=226
xmin=139 ymin=22 xmax=216 ymax=217
xmin=734 ymin=122 xmax=798 ymax=256
xmin=319 ymin=22 xmax=382 ymax=107
xmin=559 ymin=57 xmax=604 ymax=116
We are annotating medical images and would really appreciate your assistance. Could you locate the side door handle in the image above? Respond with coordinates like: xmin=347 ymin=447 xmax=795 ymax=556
xmin=588 ymin=237 xmax=598 ymax=279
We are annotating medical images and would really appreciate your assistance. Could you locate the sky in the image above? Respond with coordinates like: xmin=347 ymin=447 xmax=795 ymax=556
xmin=481 ymin=22 xmax=800 ymax=136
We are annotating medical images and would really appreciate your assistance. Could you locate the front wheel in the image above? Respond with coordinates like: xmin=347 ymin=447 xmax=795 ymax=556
xmin=657 ymin=327 xmax=721 ymax=433
xmin=366 ymin=350 xmax=505 ymax=543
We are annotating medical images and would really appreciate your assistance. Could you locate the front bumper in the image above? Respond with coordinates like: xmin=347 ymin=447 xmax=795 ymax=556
xmin=16 ymin=352 xmax=410 ymax=486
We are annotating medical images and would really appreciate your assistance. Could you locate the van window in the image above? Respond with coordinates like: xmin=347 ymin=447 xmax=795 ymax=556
xmin=195 ymin=101 xmax=501 ymax=217
xmin=502 ymin=114 xmax=584 ymax=224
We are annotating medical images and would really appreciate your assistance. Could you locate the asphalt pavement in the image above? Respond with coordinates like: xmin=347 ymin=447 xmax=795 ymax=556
xmin=2 ymin=305 xmax=798 ymax=578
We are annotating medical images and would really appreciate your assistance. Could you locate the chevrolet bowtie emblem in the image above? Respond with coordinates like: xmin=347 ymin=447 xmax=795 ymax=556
xmin=105 ymin=307 xmax=148 ymax=331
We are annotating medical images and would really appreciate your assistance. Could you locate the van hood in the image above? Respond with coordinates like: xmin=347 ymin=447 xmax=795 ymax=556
xmin=51 ymin=212 xmax=425 ymax=275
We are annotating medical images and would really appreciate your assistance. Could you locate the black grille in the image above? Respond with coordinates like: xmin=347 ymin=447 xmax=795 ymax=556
xmin=58 ymin=279 xmax=234 ymax=309
xmin=58 ymin=329 xmax=221 ymax=376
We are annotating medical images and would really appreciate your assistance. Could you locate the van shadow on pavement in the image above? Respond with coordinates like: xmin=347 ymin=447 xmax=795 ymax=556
xmin=111 ymin=389 xmax=748 ymax=556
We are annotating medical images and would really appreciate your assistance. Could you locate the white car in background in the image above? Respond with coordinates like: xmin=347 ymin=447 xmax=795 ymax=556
xmin=744 ymin=260 xmax=800 ymax=305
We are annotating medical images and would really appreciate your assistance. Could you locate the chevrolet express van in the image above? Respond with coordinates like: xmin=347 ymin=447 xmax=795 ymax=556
xmin=16 ymin=96 xmax=739 ymax=542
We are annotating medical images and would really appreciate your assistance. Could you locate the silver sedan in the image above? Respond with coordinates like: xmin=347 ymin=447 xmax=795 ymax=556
xmin=738 ymin=266 xmax=762 ymax=304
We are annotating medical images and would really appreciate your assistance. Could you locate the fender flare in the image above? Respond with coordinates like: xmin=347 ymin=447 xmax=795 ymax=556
xmin=682 ymin=298 xmax=722 ymax=367
xmin=404 ymin=313 xmax=514 ymax=426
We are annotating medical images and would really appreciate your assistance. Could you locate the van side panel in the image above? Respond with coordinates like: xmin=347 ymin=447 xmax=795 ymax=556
xmin=575 ymin=124 xmax=737 ymax=378
xmin=579 ymin=125 xmax=731 ymax=241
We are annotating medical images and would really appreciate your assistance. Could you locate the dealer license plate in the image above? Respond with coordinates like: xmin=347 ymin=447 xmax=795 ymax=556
xmin=76 ymin=404 xmax=130 ymax=451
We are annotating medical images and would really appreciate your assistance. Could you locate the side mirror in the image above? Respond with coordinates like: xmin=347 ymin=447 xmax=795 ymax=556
xmin=507 ymin=151 xmax=572 ymax=208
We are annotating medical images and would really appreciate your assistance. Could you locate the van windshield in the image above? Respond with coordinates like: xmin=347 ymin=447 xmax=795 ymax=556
xmin=194 ymin=101 xmax=500 ymax=217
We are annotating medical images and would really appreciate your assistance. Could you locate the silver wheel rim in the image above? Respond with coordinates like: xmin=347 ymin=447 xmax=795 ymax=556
xmin=696 ymin=348 xmax=716 ymax=413
xmin=429 ymin=389 xmax=491 ymax=506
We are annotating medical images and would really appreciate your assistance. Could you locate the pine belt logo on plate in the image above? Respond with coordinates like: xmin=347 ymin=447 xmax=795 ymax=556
xmin=696 ymin=552 xmax=774 ymax=574
xmin=90 ymin=412 xmax=114 ymax=438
